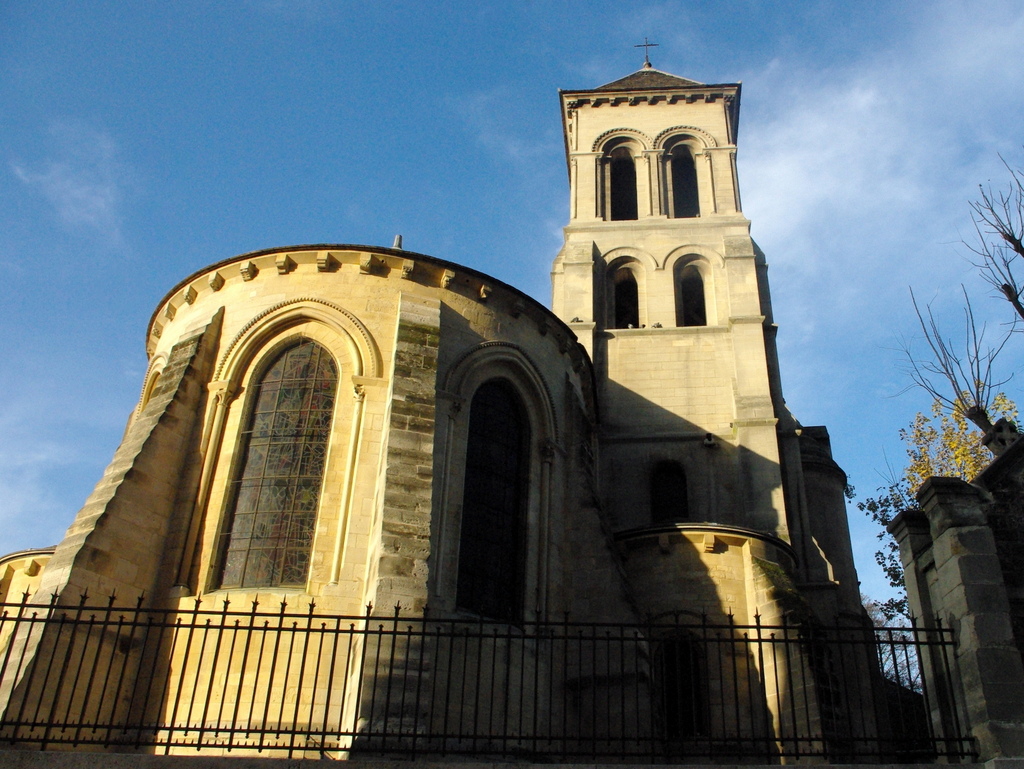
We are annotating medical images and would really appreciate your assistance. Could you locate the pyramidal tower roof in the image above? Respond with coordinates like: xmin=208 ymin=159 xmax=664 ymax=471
xmin=595 ymin=62 xmax=704 ymax=91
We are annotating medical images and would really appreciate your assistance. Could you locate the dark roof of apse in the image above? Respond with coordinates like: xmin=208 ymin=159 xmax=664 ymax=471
xmin=595 ymin=67 xmax=704 ymax=91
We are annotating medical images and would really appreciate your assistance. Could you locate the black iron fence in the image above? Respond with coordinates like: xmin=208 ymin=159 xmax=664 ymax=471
xmin=0 ymin=595 xmax=975 ymax=762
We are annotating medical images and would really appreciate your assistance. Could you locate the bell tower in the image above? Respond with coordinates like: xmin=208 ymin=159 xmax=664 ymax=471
xmin=552 ymin=62 xmax=862 ymax=623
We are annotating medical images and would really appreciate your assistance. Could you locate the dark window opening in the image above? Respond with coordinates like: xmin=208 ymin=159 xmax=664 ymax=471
xmin=613 ymin=271 xmax=640 ymax=329
xmin=651 ymin=460 xmax=689 ymax=523
xmin=657 ymin=637 xmax=707 ymax=740
xmin=676 ymin=266 xmax=707 ymax=327
xmin=670 ymin=147 xmax=700 ymax=218
xmin=457 ymin=380 xmax=529 ymax=623
xmin=609 ymin=149 xmax=638 ymax=221
xmin=219 ymin=339 xmax=338 ymax=589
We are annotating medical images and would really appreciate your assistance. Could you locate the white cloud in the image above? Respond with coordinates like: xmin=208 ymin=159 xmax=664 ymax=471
xmin=456 ymin=90 xmax=561 ymax=165
xmin=740 ymin=1 xmax=1024 ymax=353
xmin=0 ymin=425 xmax=77 ymax=553
xmin=11 ymin=122 xmax=126 ymax=246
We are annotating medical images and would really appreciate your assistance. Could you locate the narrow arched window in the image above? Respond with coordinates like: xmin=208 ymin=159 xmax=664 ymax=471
xmin=676 ymin=265 xmax=707 ymax=327
xmin=651 ymin=460 xmax=688 ymax=523
xmin=613 ymin=270 xmax=640 ymax=329
xmin=608 ymin=147 xmax=638 ymax=221
xmin=669 ymin=145 xmax=700 ymax=218
xmin=457 ymin=380 xmax=529 ymax=622
xmin=218 ymin=339 xmax=338 ymax=589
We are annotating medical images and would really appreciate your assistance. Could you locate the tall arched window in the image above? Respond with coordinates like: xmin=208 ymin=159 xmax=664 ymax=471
xmin=651 ymin=460 xmax=689 ymax=523
xmin=606 ymin=146 xmax=638 ymax=221
xmin=457 ymin=379 xmax=529 ymax=622
xmin=668 ymin=145 xmax=700 ymax=218
xmin=656 ymin=636 xmax=706 ymax=741
xmin=218 ymin=339 xmax=338 ymax=589
xmin=675 ymin=264 xmax=707 ymax=327
xmin=613 ymin=269 xmax=640 ymax=329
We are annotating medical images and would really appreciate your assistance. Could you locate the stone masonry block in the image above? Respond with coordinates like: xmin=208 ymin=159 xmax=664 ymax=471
xmin=958 ymin=553 xmax=1012 ymax=586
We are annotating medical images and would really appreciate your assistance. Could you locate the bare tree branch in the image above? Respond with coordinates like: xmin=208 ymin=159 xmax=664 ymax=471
xmin=966 ymin=157 xmax=1024 ymax=321
xmin=902 ymin=287 xmax=1013 ymax=433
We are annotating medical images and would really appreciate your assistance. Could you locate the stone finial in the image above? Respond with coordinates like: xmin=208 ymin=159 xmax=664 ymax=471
xmin=983 ymin=417 xmax=1020 ymax=456
xmin=182 ymin=286 xmax=197 ymax=305
xmin=275 ymin=254 xmax=296 ymax=274
xmin=208 ymin=271 xmax=225 ymax=291
xmin=240 ymin=261 xmax=258 ymax=281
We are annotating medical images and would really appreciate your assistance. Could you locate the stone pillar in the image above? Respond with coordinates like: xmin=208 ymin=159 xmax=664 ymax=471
xmin=894 ymin=477 xmax=1024 ymax=759
xmin=372 ymin=294 xmax=441 ymax=614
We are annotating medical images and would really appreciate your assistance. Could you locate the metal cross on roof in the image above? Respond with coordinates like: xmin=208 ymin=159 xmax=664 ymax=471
xmin=634 ymin=37 xmax=659 ymax=68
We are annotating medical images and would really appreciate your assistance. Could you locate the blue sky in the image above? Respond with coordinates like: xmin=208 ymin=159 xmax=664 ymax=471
xmin=2 ymin=1 xmax=1024 ymax=604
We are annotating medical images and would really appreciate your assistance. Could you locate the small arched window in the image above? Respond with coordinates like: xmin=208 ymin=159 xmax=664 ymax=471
xmin=139 ymin=369 xmax=162 ymax=412
xmin=676 ymin=265 xmax=707 ymax=327
xmin=612 ymin=269 xmax=640 ymax=329
xmin=457 ymin=379 xmax=529 ymax=622
xmin=218 ymin=339 xmax=338 ymax=589
xmin=606 ymin=146 xmax=638 ymax=221
xmin=651 ymin=460 xmax=689 ymax=523
xmin=668 ymin=145 xmax=700 ymax=218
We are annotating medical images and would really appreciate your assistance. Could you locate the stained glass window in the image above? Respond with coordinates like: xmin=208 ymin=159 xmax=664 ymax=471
xmin=218 ymin=339 xmax=338 ymax=589
xmin=456 ymin=380 xmax=529 ymax=622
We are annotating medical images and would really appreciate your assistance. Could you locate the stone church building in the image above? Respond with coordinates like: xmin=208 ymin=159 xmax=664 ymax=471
xmin=2 ymin=61 xmax=861 ymax=629
xmin=3 ymin=63 xmax=983 ymax=763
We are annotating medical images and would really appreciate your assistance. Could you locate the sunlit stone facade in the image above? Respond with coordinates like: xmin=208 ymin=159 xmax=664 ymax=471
xmin=0 ymin=65 xmax=875 ymax=760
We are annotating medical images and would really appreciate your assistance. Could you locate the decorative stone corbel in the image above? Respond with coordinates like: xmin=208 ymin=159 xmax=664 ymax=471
xmin=208 ymin=271 xmax=225 ymax=291
xmin=441 ymin=269 xmax=455 ymax=288
xmin=478 ymin=284 xmax=492 ymax=301
xmin=540 ymin=439 xmax=559 ymax=461
xmin=164 ymin=304 xmax=176 ymax=321
xmin=275 ymin=254 xmax=296 ymax=274
xmin=240 ymin=261 xmax=258 ymax=281
xmin=183 ymin=286 xmax=197 ymax=305
xmin=359 ymin=254 xmax=381 ymax=275
xmin=317 ymin=252 xmax=337 ymax=272
xmin=401 ymin=259 xmax=415 ymax=279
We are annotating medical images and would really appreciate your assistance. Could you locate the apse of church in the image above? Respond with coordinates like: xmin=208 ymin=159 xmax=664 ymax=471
xmin=1 ymin=63 xmax=954 ymax=763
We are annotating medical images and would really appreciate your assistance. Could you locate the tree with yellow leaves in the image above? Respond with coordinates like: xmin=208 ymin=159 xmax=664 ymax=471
xmin=859 ymin=394 xmax=1017 ymax=620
